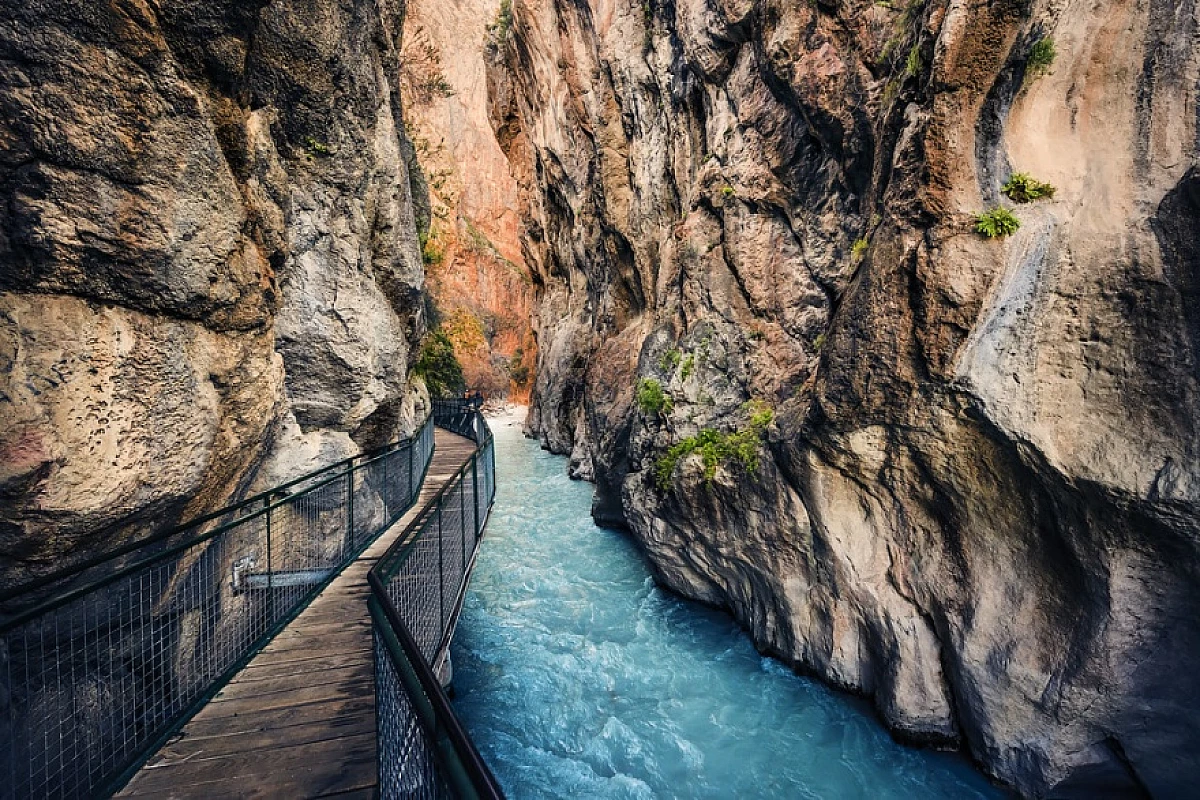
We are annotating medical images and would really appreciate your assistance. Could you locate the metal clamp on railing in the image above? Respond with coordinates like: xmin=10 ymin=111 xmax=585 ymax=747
xmin=0 ymin=416 xmax=436 ymax=800
xmin=369 ymin=400 xmax=503 ymax=800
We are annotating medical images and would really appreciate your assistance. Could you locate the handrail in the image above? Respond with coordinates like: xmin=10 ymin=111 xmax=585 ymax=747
xmin=1 ymin=414 xmax=437 ymax=799
xmin=0 ymin=428 xmax=423 ymax=605
xmin=369 ymin=399 xmax=504 ymax=799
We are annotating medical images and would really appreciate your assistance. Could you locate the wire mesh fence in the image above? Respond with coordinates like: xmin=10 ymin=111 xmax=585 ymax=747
xmin=0 ymin=416 xmax=435 ymax=800
xmin=370 ymin=400 xmax=502 ymax=800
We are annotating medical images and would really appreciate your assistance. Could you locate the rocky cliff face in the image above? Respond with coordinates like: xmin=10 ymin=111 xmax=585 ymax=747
xmin=487 ymin=0 xmax=1200 ymax=795
xmin=0 ymin=0 xmax=429 ymax=585
xmin=401 ymin=0 xmax=535 ymax=399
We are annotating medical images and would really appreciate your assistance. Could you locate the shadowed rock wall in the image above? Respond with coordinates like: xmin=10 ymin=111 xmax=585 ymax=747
xmin=0 ymin=0 xmax=429 ymax=585
xmin=487 ymin=0 xmax=1200 ymax=795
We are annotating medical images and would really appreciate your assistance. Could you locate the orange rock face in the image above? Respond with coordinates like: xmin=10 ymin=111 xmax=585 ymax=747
xmin=401 ymin=0 xmax=535 ymax=401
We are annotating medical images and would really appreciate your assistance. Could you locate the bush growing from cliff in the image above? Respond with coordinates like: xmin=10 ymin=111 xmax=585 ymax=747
xmin=1027 ymin=37 xmax=1056 ymax=78
xmin=420 ymin=230 xmax=443 ymax=266
xmin=851 ymin=238 xmax=869 ymax=260
xmin=414 ymin=331 xmax=465 ymax=398
xmin=654 ymin=401 xmax=773 ymax=490
xmin=487 ymin=0 xmax=513 ymax=45
xmin=637 ymin=378 xmax=673 ymax=417
xmin=659 ymin=348 xmax=682 ymax=372
xmin=1001 ymin=173 xmax=1055 ymax=203
xmin=509 ymin=348 xmax=531 ymax=386
xmin=974 ymin=207 xmax=1020 ymax=239
xmin=304 ymin=136 xmax=332 ymax=158
xmin=905 ymin=45 xmax=923 ymax=77
xmin=680 ymin=354 xmax=696 ymax=380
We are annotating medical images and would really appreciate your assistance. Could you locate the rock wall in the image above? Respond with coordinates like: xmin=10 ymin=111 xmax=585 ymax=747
xmin=401 ymin=0 xmax=535 ymax=400
xmin=487 ymin=0 xmax=1200 ymax=795
xmin=0 ymin=0 xmax=429 ymax=585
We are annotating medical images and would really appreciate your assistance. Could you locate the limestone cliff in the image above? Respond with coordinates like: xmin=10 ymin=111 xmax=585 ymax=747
xmin=401 ymin=0 xmax=535 ymax=400
xmin=487 ymin=0 xmax=1200 ymax=795
xmin=0 ymin=0 xmax=429 ymax=585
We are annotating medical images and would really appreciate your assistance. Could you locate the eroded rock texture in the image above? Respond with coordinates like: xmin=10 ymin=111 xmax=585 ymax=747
xmin=487 ymin=0 xmax=1200 ymax=795
xmin=0 ymin=0 xmax=428 ymax=584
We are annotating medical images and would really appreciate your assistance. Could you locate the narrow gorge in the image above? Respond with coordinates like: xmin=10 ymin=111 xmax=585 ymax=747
xmin=0 ymin=0 xmax=1197 ymax=798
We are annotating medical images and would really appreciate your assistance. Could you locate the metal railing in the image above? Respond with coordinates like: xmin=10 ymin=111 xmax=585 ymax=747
xmin=0 ymin=416 xmax=436 ymax=799
xmin=369 ymin=399 xmax=503 ymax=799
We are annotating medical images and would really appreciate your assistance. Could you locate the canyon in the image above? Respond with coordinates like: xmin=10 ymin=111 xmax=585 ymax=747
xmin=485 ymin=0 xmax=1200 ymax=796
xmin=0 ymin=0 xmax=1197 ymax=797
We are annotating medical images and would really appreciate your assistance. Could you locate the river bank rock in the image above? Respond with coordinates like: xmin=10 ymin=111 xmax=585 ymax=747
xmin=486 ymin=0 xmax=1200 ymax=795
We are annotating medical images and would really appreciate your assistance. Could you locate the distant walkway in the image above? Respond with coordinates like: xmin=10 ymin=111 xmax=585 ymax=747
xmin=117 ymin=429 xmax=478 ymax=799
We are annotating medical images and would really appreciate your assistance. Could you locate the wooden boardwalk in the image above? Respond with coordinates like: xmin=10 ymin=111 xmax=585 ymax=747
xmin=117 ymin=429 xmax=478 ymax=799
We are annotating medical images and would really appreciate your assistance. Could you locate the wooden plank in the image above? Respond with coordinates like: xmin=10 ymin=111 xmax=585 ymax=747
xmin=210 ymin=664 xmax=372 ymax=702
xmin=124 ymin=733 xmax=376 ymax=796
xmin=178 ymin=696 xmax=375 ymax=739
xmin=236 ymin=650 xmax=369 ymax=679
xmin=149 ymin=715 xmax=376 ymax=763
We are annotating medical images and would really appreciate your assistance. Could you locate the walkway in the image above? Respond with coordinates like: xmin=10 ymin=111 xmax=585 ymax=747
xmin=116 ymin=429 xmax=478 ymax=799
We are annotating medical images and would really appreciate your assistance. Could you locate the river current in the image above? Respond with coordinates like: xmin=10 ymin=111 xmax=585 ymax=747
xmin=450 ymin=415 xmax=1003 ymax=799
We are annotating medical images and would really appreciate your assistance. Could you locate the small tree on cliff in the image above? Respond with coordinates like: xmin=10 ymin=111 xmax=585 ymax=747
xmin=414 ymin=331 xmax=465 ymax=398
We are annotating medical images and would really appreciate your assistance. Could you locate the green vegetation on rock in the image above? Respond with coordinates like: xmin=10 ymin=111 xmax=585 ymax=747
xmin=1027 ymin=37 xmax=1056 ymax=78
xmin=487 ymin=0 xmax=513 ymax=45
xmin=905 ymin=45 xmax=922 ymax=77
xmin=655 ymin=401 xmax=773 ymax=490
xmin=1001 ymin=173 xmax=1056 ymax=203
xmin=974 ymin=207 xmax=1020 ymax=239
xmin=420 ymin=229 xmax=443 ymax=266
xmin=414 ymin=330 xmax=464 ymax=398
xmin=637 ymin=378 xmax=673 ymax=417
xmin=659 ymin=348 xmax=682 ymax=372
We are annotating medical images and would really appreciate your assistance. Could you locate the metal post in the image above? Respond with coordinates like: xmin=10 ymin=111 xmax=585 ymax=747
xmin=382 ymin=449 xmax=389 ymax=519
xmin=265 ymin=496 xmax=274 ymax=622
xmin=471 ymin=456 xmax=479 ymax=540
xmin=409 ymin=432 xmax=415 ymax=502
xmin=346 ymin=466 xmax=356 ymax=553
xmin=461 ymin=471 xmax=469 ymax=571
xmin=459 ymin=468 xmax=467 ymax=558
xmin=437 ymin=496 xmax=445 ymax=635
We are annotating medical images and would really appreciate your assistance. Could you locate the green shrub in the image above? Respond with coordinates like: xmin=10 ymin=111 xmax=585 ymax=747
xmin=720 ymin=185 xmax=735 ymax=199
xmin=851 ymin=238 xmax=869 ymax=260
xmin=659 ymin=348 xmax=682 ymax=372
xmin=420 ymin=230 xmax=443 ymax=266
xmin=508 ymin=347 xmax=531 ymax=386
xmin=905 ymin=45 xmax=922 ymax=77
xmin=414 ymin=331 xmax=464 ymax=398
xmin=680 ymin=354 xmax=696 ymax=380
xmin=974 ymin=207 xmax=1020 ymax=239
xmin=1001 ymin=172 xmax=1055 ymax=203
xmin=654 ymin=402 xmax=773 ymax=490
xmin=487 ymin=0 xmax=513 ymax=45
xmin=1027 ymin=37 xmax=1055 ymax=77
xmin=813 ymin=332 xmax=827 ymax=351
xmin=304 ymin=136 xmax=332 ymax=157
xmin=637 ymin=378 xmax=673 ymax=417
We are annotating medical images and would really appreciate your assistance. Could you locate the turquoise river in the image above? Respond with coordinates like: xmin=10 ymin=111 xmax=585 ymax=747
xmin=450 ymin=415 xmax=1005 ymax=799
